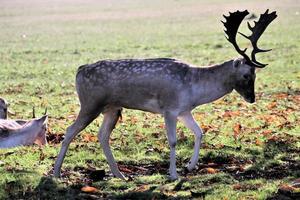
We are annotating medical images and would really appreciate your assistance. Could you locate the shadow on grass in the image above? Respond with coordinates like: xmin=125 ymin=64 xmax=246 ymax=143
xmin=11 ymin=176 xmax=190 ymax=200
xmin=0 ymin=168 xmax=37 ymax=200
xmin=3 ymin=176 xmax=78 ymax=200
xmin=4 ymin=135 xmax=299 ymax=199
xmin=235 ymin=136 xmax=300 ymax=181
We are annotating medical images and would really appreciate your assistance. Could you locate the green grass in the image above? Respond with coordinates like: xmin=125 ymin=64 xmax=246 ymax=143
xmin=0 ymin=0 xmax=299 ymax=199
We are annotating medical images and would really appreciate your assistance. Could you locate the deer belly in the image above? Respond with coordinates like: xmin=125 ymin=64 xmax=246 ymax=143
xmin=117 ymin=98 xmax=162 ymax=114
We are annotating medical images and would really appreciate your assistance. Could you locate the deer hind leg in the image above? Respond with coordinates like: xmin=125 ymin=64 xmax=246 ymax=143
xmin=98 ymin=108 xmax=125 ymax=179
xmin=164 ymin=111 xmax=178 ymax=180
xmin=178 ymin=112 xmax=203 ymax=171
xmin=54 ymin=107 xmax=102 ymax=177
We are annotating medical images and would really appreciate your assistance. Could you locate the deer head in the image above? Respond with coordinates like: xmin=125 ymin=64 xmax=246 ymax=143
xmin=222 ymin=10 xmax=277 ymax=103
xmin=32 ymin=115 xmax=48 ymax=146
xmin=0 ymin=98 xmax=8 ymax=119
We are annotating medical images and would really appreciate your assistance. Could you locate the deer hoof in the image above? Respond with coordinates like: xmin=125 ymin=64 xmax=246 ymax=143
xmin=169 ymin=173 xmax=179 ymax=181
xmin=53 ymin=170 xmax=61 ymax=178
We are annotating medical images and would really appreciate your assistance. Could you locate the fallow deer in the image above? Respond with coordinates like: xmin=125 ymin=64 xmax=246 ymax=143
xmin=0 ymin=98 xmax=8 ymax=119
xmin=0 ymin=98 xmax=48 ymax=148
xmin=54 ymin=10 xmax=277 ymax=180
xmin=0 ymin=115 xmax=48 ymax=148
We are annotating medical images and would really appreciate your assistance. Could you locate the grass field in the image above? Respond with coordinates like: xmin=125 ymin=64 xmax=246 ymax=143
xmin=0 ymin=0 xmax=299 ymax=199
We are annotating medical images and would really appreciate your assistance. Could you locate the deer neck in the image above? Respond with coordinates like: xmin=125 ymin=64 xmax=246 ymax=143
xmin=190 ymin=60 xmax=235 ymax=106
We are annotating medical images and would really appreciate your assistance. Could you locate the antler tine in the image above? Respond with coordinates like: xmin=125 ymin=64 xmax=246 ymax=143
xmin=240 ymin=9 xmax=277 ymax=68
xmin=222 ymin=10 xmax=253 ymax=65
xmin=32 ymin=106 xmax=36 ymax=118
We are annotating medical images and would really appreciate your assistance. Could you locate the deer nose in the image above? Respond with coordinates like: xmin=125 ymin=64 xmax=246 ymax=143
xmin=245 ymin=95 xmax=255 ymax=103
xmin=249 ymin=96 xmax=255 ymax=103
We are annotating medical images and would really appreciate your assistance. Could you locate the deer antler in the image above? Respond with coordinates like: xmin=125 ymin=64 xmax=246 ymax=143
xmin=222 ymin=10 xmax=252 ymax=65
xmin=32 ymin=106 xmax=36 ymax=118
xmin=239 ymin=9 xmax=277 ymax=67
xmin=223 ymin=9 xmax=277 ymax=68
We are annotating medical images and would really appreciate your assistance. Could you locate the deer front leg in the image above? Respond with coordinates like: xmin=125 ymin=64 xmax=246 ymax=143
xmin=54 ymin=110 xmax=99 ymax=177
xmin=164 ymin=111 xmax=178 ymax=180
xmin=98 ymin=108 xmax=125 ymax=180
xmin=178 ymin=112 xmax=203 ymax=171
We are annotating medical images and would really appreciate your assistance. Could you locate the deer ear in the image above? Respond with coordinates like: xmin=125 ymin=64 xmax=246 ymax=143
xmin=233 ymin=58 xmax=241 ymax=68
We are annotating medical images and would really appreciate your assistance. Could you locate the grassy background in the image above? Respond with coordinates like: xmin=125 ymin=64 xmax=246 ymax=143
xmin=0 ymin=0 xmax=299 ymax=199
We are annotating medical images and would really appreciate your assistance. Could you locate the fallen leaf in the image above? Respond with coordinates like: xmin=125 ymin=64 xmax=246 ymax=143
xmin=205 ymin=167 xmax=217 ymax=174
xmin=274 ymin=93 xmax=288 ymax=99
xmin=119 ymin=165 xmax=133 ymax=173
xmin=222 ymin=110 xmax=240 ymax=118
xmin=81 ymin=186 xmax=98 ymax=193
xmin=83 ymin=133 xmax=98 ymax=143
xmin=130 ymin=116 xmax=138 ymax=123
xmin=267 ymin=135 xmax=279 ymax=142
xmin=233 ymin=184 xmax=242 ymax=190
xmin=233 ymin=123 xmax=242 ymax=141
xmin=261 ymin=130 xmax=273 ymax=136
xmin=267 ymin=101 xmax=277 ymax=109
xmin=255 ymin=139 xmax=263 ymax=146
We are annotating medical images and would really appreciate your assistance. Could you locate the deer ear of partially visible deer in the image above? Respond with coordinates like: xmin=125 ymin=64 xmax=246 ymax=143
xmin=0 ymin=98 xmax=48 ymax=148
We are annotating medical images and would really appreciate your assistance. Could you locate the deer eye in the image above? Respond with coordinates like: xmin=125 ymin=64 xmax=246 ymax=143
xmin=243 ymin=74 xmax=251 ymax=80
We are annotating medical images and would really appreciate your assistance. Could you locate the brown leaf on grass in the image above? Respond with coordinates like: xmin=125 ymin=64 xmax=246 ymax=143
xmin=267 ymin=101 xmax=277 ymax=109
xmin=83 ymin=134 xmax=97 ymax=143
xmin=157 ymin=123 xmax=165 ymax=129
xmin=260 ymin=114 xmax=283 ymax=127
xmin=274 ymin=93 xmax=288 ymax=99
xmin=222 ymin=110 xmax=241 ymax=118
xmin=277 ymin=121 xmax=293 ymax=130
xmin=130 ymin=116 xmax=138 ymax=124
xmin=291 ymin=94 xmax=300 ymax=104
xmin=233 ymin=184 xmax=242 ymax=190
xmin=81 ymin=186 xmax=98 ymax=193
xmin=267 ymin=135 xmax=279 ymax=142
xmin=233 ymin=123 xmax=242 ymax=141
xmin=201 ymin=124 xmax=216 ymax=133
xmin=205 ymin=167 xmax=217 ymax=174
xmin=255 ymin=139 xmax=263 ymax=146
xmin=261 ymin=130 xmax=273 ymax=136
xmin=193 ymin=112 xmax=204 ymax=121
xmin=118 ymin=165 xmax=133 ymax=173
